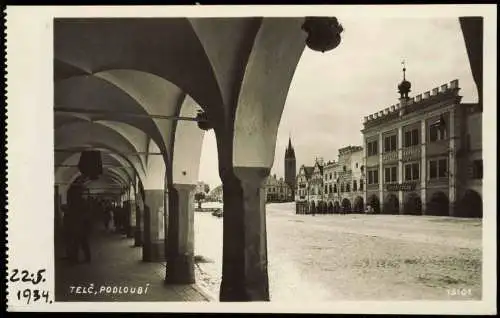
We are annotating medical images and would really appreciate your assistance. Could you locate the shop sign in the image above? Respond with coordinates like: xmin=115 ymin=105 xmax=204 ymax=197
xmin=386 ymin=182 xmax=417 ymax=192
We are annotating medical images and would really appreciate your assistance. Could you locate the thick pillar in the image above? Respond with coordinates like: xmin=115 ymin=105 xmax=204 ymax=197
xmin=448 ymin=109 xmax=457 ymax=216
xmin=134 ymin=195 xmax=144 ymax=247
xmin=378 ymin=133 xmax=384 ymax=213
xmin=219 ymin=168 xmax=270 ymax=302
xmin=126 ymin=200 xmax=136 ymax=238
xmin=420 ymin=119 xmax=427 ymax=214
xmin=164 ymin=184 xmax=196 ymax=284
xmin=362 ymin=138 xmax=367 ymax=208
xmin=142 ymin=189 xmax=165 ymax=262
xmin=398 ymin=126 xmax=404 ymax=214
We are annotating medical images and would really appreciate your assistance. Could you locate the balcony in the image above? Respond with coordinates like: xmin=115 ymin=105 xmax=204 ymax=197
xmin=426 ymin=139 xmax=449 ymax=157
xmin=366 ymin=155 xmax=379 ymax=166
xmin=427 ymin=177 xmax=449 ymax=186
xmin=402 ymin=145 xmax=421 ymax=162
xmin=382 ymin=151 xmax=398 ymax=162
xmin=338 ymin=170 xmax=352 ymax=177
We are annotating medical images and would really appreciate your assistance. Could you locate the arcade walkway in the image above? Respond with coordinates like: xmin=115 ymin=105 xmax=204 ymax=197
xmin=54 ymin=223 xmax=212 ymax=302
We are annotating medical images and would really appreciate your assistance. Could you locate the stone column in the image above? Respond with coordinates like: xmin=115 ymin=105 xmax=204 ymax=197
xmin=378 ymin=133 xmax=384 ymax=213
xmin=448 ymin=109 xmax=457 ymax=216
xmin=126 ymin=199 xmax=136 ymax=238
xmin=134 ymin=194 xmax=143 ymax=247
xmin=54 ymin=185 xmax=61 ymax=230
xmin=420 ymin=119 xmax=427 ymax=215
xmin=142 ymin=189 xmax=165 ymax=262
xmin=398 ymin=126 xmax=404 ymax=214
xmin=164 ymin=183 xmax=196 ymax=284
xmin=362 ymin=138 xmax=367 ymax=208
xmin=219 ymin=167 xmax=270 ymax=302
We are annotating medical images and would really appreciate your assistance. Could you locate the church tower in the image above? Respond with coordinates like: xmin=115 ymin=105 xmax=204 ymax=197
xmin=285 ymin=136 xmax=297 ymax=200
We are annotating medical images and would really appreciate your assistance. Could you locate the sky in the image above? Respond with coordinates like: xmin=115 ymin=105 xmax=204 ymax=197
xmin=198 ymin=18 xmax=477 ymax=191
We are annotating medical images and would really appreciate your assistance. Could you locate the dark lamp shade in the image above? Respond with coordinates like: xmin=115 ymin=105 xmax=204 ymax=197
xmin=78 ymin=150 xmax=103 ymax=180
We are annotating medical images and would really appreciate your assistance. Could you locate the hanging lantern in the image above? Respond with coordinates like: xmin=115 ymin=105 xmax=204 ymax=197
xmin=78 ymin=150 xmax=102 ymax=180
xmin=302 ymin=17 xmax=343 ymax=53
xmin=196 ymin=110 xmax=212 ymax=131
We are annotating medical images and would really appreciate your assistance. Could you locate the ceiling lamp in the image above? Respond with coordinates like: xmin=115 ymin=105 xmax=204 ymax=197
xmin=302 ymin=17 xmax=343 ymax=53
xmin=196 ymin=110 xmax=213 ymax=131
xmin=78 ymin=150 xmax=103 ymax=180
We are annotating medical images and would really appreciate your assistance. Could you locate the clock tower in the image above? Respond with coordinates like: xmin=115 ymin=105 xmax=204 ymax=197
xmin=284 ymin=137 xmax=297 ymax=200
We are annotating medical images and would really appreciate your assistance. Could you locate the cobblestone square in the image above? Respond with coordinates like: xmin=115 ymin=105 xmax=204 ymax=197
xmin=194 ymin=202 xmax=482 ymax=301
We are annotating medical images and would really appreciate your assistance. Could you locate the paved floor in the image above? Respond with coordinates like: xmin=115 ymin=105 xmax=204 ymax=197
xmin=55 ymin=224 xmax=212 ymax=302
xmin=195 ymin=202 xmax=482 ymax=301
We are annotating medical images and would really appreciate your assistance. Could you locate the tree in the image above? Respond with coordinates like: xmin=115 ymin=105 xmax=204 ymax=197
xmin=194 ymin=192 xmax=206 ymax=209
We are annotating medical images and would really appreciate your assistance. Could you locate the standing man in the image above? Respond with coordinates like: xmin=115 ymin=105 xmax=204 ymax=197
xmin=67 ymin=185 xmax=92 ymax=263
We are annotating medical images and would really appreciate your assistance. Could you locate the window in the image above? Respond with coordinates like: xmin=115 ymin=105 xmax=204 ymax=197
xmin=329 ymin=184 xmax=332 ymax=193
xmin=343 ymin=165 xmax=347 ymax=172
xmin=367 ymin=170 xmax=379 ymax=185
xmin=346 ymin=183 xmax=351 ymax=192
xmin=404 ymin=128 xmax=420 ymax=147
xmin=429 ymin=159 xmax=448 ymax=179
xmin=384 ymin=166 xmax=398 ymax=183
xmin=340 ymin=183 xmax=344 ymax=193
xmin=367 ymin=140 xmax=378 ymax=156
xmin=325 ymin=185 xmax=328 ymax=193
xmin=333 ymin=184 xmax=337 ymax=193
xmin=429 ymin=124 xmax=447 ymax=142
xmin=353 ymin=180 xmax=357 ymax=191
xmin=384 ymin=135 xmax=397 ymax=152
xmin=404 ymin=163 xmax=420 ymax=181
xmin=359 ymin=179 xmax=364 ymax=191
xmin=472 ymin=160 xmax=483 ymax=179
xmin=356 ymin=163 xmax=359 ymax=168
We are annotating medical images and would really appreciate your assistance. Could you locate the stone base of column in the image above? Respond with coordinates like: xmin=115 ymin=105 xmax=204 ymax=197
xmin=449 ymin=201 xmax=458 ymax=217
xmin=134 ymin=228 xmax=143 ymax=247
xmin=142 ymin=240 xmax=165 ymax=262
xmin=164 ymin=254 xmax=195 ymax=284
xmin=126 ymin=225 xmax=135 ymax=238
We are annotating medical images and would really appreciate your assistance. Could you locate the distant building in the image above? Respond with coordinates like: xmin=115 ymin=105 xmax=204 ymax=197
xmin=295 ymin=148 xmax=364 ymax=214
xmin=209 ymin=185 xmax=223 ymax=202
xmin=361 ymin=74 xmax=482 ymax=217
xmin=195 ymin=181 xmax=209 ymax=195
xmin=265 ymin=174 xmax=293 ymax=202
xmin=295 ymin=164 xmax=314 ymax=214
xmin=323 ymin=146 xmax=365 ymax=213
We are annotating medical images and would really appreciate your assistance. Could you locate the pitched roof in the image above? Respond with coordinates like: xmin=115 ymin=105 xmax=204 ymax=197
xmin=303 ymin=166 xmax=314 ymax=178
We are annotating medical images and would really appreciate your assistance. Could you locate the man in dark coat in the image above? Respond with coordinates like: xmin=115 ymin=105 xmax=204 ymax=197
xmin=67 ymin=185 xmax=92 ymax=263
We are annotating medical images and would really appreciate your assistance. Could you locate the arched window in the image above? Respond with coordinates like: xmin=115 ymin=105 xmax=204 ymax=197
xmin=353 ymin=180 xmax=357 ymax=191
xmin=334 ymin=184 xmax=337 ymax=193
xmin=340 ymin=183 xmax=344 ymax=193
xmin=346 ymin=183 xmax=351 ymax=192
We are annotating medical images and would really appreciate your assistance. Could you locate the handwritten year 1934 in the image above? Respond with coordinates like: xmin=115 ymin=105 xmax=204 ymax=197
xmin=9 ymin=269 xmax=53 ymax=304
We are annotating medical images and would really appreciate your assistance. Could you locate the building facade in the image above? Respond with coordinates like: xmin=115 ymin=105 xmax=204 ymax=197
xmin=209 ymin=185 xmax=223 ymax=202
xmin=295 ymin=148 xmax=365 ymax=215
xmin=362 ymin=78 xmax=482 ymax=217
xmin=295 ymin=164 xmax=314 ymax=214
xmin=323 ymin=146 xmax=365 ymax=213
xmin=265 ymin=174 xmax=293 ymax=202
